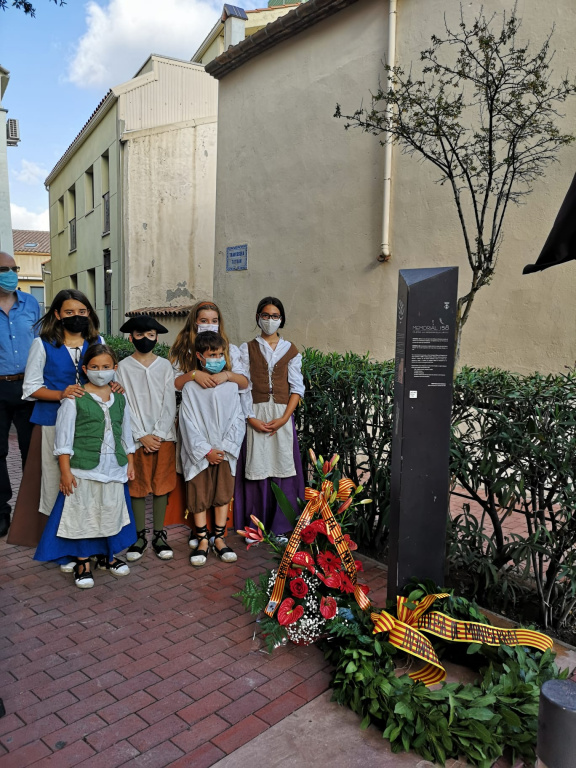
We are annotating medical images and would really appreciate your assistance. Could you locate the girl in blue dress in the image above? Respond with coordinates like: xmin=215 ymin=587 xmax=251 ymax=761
xmin=35 ymin=343 xmax=136 ymax=589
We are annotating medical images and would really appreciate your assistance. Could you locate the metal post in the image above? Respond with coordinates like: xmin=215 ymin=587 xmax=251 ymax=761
xmin=537 ymin=679 xmax=576 ymax=768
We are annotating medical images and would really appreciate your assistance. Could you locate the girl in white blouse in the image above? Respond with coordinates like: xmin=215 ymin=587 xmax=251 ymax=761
xmin=234 ymin=297 xmax=305 ymax=535
xmin=34 ymin=344 xmax=136 ymax=589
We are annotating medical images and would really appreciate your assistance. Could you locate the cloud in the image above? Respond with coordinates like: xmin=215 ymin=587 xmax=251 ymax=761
xmin=68 ymin=0 xmax=221 ymax=90
xmin=12 ymin=160 xmax=49 ymax=186
xmin=10 ymin=204 xmax=49 ymax=231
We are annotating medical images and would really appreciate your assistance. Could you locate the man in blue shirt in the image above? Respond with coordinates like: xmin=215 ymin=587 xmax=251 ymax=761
xmin=0 ymin=250 xmax=40 ymax=537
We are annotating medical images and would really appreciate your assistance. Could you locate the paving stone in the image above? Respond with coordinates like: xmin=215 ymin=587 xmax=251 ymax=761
xmin=85 ymin=715 xmax=148 ymax=752
xmin=33 ymin=739 xmax=96 ymax=766
xmin=255 ymin=691 xmax=307 ymax=725
xmin=211 ymin=714 xmax=269 ymax=755
xmin=169 ymin=741 xmax=226 ymax=768
xmin=171 ymin=714 xmax=229 ymax=753
xmin=128 ymin=715 xmax=188 ymax=752
xmin=75 ymin=739 xmax=140 ymax=768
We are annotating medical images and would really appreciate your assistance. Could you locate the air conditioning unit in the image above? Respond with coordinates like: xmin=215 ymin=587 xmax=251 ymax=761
xmin=6 ymin=118 xmax=20 ymax=146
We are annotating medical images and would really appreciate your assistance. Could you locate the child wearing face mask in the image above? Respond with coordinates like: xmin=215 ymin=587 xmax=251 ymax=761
xmin=179 ymin=332 xmax=246 ymax=566
xmin=34 ymin=344 xmax=137 ymax=589
xmin=116 ymin=316 xmax=177 ymax=562
xmin=168 ymin=301 xmax=249 ymax=551
xmin=234 ymin=296 xmax=305 ymax=535
xmin=8 ymin=289 xmax=108 ymax=553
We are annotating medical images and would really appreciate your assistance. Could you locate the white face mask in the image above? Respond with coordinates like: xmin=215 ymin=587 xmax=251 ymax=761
xmin=197 ymin=324 xmax=219 ymax=334
xmin=259 ymin=317 xmax=282 ymax=335
xmin=86 ymin=369 xmax=115 ymax=387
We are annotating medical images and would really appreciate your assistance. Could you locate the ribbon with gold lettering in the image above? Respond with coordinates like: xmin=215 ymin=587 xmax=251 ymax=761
xmin=265 ymin=478 xmax=369 ymax=617
xmin=372 ymin=594 xmax=553 ymax=687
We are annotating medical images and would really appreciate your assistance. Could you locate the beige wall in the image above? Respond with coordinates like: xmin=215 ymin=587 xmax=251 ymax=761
xmin=212 ymin=0 xmax=576 ymax=373
xmin=122 ymin=117 xmax=217 ymax=312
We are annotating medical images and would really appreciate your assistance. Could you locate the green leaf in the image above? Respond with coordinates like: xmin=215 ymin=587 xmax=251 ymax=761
xmin=270 ymin=482 xmax=298 ymax=526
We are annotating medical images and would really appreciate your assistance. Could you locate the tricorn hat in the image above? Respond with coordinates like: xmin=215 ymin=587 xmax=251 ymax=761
xmin=119 ymin=315 xmax=169 ymax=334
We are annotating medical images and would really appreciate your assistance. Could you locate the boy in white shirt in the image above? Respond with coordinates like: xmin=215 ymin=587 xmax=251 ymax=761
xmin=116 ymin=316 xmax=177 ymax=561
xmin=179 ymin=331 xmax=246 ymax=567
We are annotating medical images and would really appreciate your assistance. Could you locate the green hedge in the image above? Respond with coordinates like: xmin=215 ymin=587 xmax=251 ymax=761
xmin=104 ymin=336 xmax=576 ymax=634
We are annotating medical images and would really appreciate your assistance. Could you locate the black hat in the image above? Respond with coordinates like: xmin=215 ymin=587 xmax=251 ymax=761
xmin=119 ymin=315 xmax=169 ymax=334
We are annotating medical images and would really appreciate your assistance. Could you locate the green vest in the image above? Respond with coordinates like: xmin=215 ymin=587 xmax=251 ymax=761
xmin=70 ymin=393 xmax=128 ymax=470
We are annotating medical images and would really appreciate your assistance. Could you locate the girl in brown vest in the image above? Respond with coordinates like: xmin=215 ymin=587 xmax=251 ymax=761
xmin=233 ymin=297 xmax=305 ymax=534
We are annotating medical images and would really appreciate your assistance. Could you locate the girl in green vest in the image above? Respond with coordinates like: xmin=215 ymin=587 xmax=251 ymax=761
xmin=34 ymin=344 xmax=137 ymax=589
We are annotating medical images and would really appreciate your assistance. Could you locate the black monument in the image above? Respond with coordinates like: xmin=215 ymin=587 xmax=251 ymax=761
xmin=388 ymin=267 xmax=458 ymax=599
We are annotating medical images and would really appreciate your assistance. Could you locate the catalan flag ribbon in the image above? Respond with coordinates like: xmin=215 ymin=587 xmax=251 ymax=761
xmin=265 ymin=479 xmax=369 ymax=618
xmin=372 ymin=594 xmax=554 ymax=687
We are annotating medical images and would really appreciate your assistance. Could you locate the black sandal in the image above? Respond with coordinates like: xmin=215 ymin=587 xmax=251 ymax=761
xmin=126 ymin=528 xmax=148 ymax=562
xmin=73 ymin=559 xmax=95 ymax=589
xmin=211 ymin=524 xmax=237 ymax=563
xmin=190 ymin=525 xmax=210 ymax=567
xmin=152 ymin=529 xmax=173 ymax=560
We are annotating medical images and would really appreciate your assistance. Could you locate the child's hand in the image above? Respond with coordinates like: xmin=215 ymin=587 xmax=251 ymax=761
xmin=248 ymin=418 xmax=273 ymax=434
xmin=206 ymin=448 xmax=224 ymax=465
xmin=265 ymin=417 xmax=288 ymax=436
xmin=194 ymin=370 xmax=217 ymax=389
xmin=61 ymin=384 xmax=84 ymax=400
xmin=60 ymin=471 xmax=78 ymax=496
xmin=110 ymin=381 xmax=125 ymax=394
xmin=210 ymin=372 xmax=230 ymax=386
xmin=140 ymin=435 xmax=161 ymax=453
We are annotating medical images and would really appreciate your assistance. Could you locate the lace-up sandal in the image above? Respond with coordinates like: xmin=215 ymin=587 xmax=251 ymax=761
xmin=96 ymin=555 xmax=130 ymax=577
xmin=73 ymin=560 xmax=95 ymax=589
xmin=152 ymin=529 xmax=173 ymax=560
xmin=190 ymin=525 xmax=210 ymax=567
xmin=126 ymin=529 xmax=148 ymax=562
xmin=212 ymin=524 xmax=237 ymax=563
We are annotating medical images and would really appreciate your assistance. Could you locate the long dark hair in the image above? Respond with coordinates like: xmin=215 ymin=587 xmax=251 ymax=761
xmin=256 ymin=296 xmax=286 ymax=328
xmin=37 ymin=289 xmax=100 ymax=347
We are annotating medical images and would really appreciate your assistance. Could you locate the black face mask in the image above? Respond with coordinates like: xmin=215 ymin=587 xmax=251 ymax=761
xmin=61 ymin=315 xmax=90 ymax=334
xmin=132 ymin=337 xmax=157 ymax=354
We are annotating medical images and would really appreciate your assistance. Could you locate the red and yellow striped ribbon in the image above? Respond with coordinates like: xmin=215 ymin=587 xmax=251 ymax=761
xmin=372 ymin=593 xmax=554 ymax=687
xmin=265 ymin=479 xmax=369 ymax=617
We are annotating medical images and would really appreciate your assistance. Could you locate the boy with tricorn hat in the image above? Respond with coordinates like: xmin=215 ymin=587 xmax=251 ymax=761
xmin=116 ymin=315 xmax=177 ymax=561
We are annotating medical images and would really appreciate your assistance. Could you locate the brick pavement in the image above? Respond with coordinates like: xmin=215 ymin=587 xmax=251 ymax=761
xmin=0 ymin=433 xmax=388 ymax=767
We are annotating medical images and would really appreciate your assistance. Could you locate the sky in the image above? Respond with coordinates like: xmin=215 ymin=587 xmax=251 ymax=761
xmin=0 ymin=0 xmax=264 ymax=233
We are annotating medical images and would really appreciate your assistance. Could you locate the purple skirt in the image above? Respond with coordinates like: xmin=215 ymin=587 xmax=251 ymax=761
xmin=233 ymin=417 xmax=305 ymax=535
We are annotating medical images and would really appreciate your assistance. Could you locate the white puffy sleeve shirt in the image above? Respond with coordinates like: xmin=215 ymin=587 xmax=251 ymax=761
xmin=116 ymin=356 xmax=177 ymax=449
xmin=179 ymin=381 xmax=246 ymax=481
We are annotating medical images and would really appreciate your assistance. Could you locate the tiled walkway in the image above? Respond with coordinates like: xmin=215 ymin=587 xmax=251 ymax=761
xmin=0 ymin=433 xmax=387 ymax=767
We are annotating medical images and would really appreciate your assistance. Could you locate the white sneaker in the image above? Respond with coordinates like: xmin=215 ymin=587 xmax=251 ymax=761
xmin=60 ymin=561 xmax=76 ymax=574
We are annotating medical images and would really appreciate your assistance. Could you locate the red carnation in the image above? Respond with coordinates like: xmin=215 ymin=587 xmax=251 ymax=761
xmin=289 ymin=578 xmax=309 ymax=598
xmin=354 ymin=559 xmax=364 ymax=572
xmin=288 ymin=568 xmax=299 ymax=578
xmin=359 ymin=583 xmax=370 ymax=595
xmin=292 ymin=551 xmax=316 ymax=574
xmin=320 ymin=596 xmax=338 ymax=620
xmin=277 ymin=598 xmax=304 ymax=626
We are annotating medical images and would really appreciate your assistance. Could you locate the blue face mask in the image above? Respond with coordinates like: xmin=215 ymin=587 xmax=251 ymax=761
xmin=202 ymin=355 xmax=226 ymax=374
xmin=0 ymin=271 xmax=18 ymax=292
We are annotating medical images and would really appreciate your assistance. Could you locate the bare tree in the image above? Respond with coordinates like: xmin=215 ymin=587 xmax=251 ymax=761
xmin=336 ymin=5 xmax=576 ymax=361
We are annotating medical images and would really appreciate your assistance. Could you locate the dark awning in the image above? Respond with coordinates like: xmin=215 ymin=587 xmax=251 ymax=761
xmin=523 ymin=173 xmax=576 ymax=274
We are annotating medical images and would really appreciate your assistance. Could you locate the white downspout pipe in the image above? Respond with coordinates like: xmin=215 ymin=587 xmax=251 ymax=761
xmin=379 ymin=0 xmax=397 ymax=262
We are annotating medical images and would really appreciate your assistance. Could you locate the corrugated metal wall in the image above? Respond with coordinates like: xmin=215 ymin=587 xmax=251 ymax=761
xmin=119 ymin=59 xmax=218 ymax=131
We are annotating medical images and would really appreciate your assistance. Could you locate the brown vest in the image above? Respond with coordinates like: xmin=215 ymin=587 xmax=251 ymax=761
xmin=248 ymin=339 xmax=299 ymax=405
